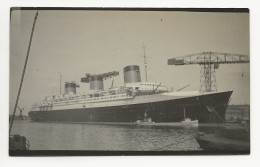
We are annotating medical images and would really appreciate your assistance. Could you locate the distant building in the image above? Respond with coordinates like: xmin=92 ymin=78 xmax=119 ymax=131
xmin=226 ymin=105 xmax=250 ymax=122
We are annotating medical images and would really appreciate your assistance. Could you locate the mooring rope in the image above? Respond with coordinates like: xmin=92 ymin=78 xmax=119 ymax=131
xmin=9 ymin=11 xmax=39 ymax=135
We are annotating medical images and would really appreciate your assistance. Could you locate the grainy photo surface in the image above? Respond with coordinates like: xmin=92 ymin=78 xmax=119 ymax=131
xmin=9 ymin=8 xmax=250 ymax=155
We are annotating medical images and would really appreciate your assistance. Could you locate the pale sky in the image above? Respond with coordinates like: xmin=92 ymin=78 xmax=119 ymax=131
xmin=10 ymin=9 xmax=250 ymax=115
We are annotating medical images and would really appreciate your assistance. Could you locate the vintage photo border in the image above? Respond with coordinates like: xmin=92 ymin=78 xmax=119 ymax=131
xmin=8 ymin=7 xmax=249 ymax=156
xmin=2 ymin=0 xmax=260 ymax=167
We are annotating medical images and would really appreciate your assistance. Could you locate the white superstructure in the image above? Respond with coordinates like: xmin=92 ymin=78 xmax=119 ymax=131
xmin=31 ymin=81 xmax=169 ymax=111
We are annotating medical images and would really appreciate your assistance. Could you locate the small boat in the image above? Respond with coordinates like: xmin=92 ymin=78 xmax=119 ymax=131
xmin=181 ymin=106 xmax=198 ymax=125
xmin=181 ymin=118 xmax=198 ymax=124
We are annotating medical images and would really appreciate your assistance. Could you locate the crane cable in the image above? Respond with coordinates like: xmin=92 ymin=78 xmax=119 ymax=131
xmin=9 ymin=11 xmax=39 ymax=135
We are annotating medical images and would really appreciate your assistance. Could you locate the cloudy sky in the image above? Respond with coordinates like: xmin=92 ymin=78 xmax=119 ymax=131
xmin=10 ymin=9 xmax=249 ymax=115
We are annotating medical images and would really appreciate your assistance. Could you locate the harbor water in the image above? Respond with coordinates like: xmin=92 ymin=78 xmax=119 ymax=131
xmin=11 ymin=120 xmax=201 ymax=151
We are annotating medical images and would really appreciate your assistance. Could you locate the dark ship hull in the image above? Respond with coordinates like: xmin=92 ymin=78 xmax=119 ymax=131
xmin=29 ymin=91 xmax=232 ymax=124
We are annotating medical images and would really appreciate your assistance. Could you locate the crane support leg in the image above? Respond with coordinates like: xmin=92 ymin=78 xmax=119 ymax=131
xmin=200 ymin=64 xmax=217 ymax=92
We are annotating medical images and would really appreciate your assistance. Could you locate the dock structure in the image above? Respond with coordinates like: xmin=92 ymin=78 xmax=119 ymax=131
xmin=196 ymin=127 xmax=250 ymax=151
xmin=196 ymin=105 xmax=250 ymax=152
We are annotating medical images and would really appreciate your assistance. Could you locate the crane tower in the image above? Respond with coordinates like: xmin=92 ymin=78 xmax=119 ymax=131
xmin=168 ymin=51 xmax=249 ymax=92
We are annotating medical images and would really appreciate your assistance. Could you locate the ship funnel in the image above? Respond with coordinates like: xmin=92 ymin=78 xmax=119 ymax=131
xmin=81 ymin=71 xmax=119 ymax=91
xmin=65 ymin=81 xmax=79 ymax=94
xmin=90 ymin=75 xmax=104 ymax=90
xmin=123 ymin=65 xmax=141 ymax=84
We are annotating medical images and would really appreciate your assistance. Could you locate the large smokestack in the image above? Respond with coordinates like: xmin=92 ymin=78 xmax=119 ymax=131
xmin=81 ymin=71 xmax=119 ymax=91
xmin=90 ymin=75 xmax=104 ymax=90
xmin=65 ymin=82 xmax=79 ymax=94
xmin=123 ymin=65 xmax=141 ymax=84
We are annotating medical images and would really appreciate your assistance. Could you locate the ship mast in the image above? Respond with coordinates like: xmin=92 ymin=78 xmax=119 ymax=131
xmin=143 ymin=43 xmax=148 ymax=82
xmin=59 ymin=72 xmax=62 ymax=95
xmin=183 ymin=105 xmax=186 ymax=120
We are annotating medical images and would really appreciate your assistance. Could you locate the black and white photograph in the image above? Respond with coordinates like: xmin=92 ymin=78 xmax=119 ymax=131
xmin=9 ymin=8 xmax=250 ymax=155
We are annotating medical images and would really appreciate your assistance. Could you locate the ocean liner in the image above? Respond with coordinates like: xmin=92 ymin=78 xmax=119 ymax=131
xmin=29 ymin=65 xmax=232 ymax=124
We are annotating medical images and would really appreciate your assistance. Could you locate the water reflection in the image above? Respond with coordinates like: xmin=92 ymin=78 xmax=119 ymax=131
xmin=12 ymin=120 xmax=201 ymax=151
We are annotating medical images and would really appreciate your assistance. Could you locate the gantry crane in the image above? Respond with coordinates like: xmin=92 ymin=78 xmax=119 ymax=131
xmin=17 ymin=105 xmax=24 ymax=120
xmin=168 ymin=51 xmax=249 ymax=92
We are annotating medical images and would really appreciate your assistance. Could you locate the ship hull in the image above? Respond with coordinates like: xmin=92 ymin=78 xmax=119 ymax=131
xmin=29 ymin=91 xmax=232 ymax=124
